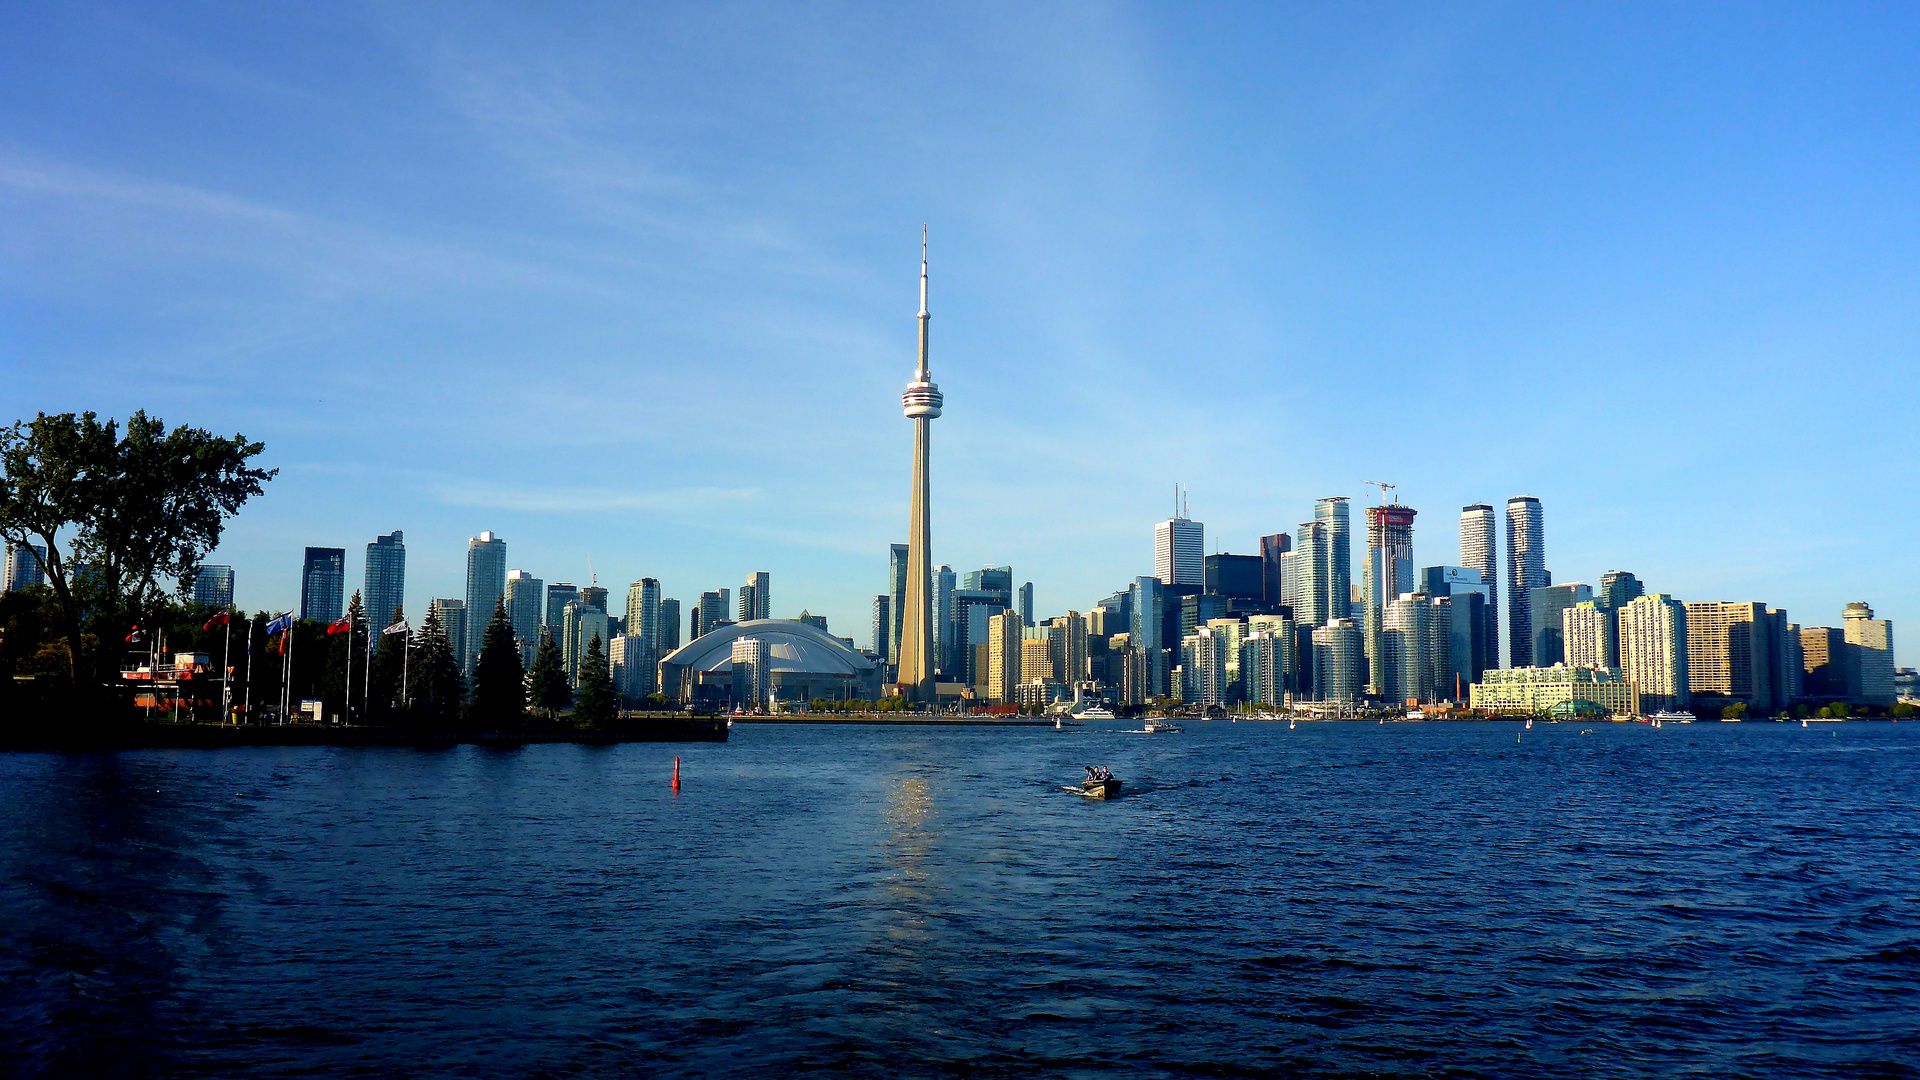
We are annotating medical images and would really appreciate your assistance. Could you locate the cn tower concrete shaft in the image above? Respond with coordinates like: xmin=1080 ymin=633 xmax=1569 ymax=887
xmin=897 ymin=229 xmax=942 ymax=702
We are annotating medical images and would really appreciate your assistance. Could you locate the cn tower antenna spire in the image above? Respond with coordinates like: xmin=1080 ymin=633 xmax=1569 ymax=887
xmin=917 ymin=224 xmax=930 ymax=379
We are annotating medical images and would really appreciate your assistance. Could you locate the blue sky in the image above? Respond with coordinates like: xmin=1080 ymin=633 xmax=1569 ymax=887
xmin=2 ymin=3 xmax=1915 ymax=661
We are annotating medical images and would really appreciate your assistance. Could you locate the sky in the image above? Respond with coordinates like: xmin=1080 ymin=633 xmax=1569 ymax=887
xmin=2 ymin=2 xmax=1916 ymax=663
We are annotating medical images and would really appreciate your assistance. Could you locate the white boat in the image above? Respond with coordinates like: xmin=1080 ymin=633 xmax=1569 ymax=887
xmin=1074 ymin=706 xmax=1116 ymax=721
xmin=1142 ymin=719 xmax=1183 ymax=734
xmin=1649 ymin=711 xmax=1691 ymax=727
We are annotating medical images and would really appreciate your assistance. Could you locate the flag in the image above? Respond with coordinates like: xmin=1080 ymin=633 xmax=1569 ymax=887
xmin=264 ymin=613 xmax=294 ymax=636
xmin=327 ymin=618 xmax=352 ymax=636
xmin=382 ymin=619 xmax=410 ymax=636
xmin=125 ymin=625 xmax=143 ymax=644
xmin=203 ymin=610 xmax=230 ymax=631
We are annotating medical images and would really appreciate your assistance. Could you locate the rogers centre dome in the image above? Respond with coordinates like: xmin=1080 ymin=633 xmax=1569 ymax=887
xmin=658 ymin=619 xmax=884 ymax=705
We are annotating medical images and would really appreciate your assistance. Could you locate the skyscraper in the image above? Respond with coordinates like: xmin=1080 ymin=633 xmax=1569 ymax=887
xmin=507 ymin=570 xmax=545 ymax=666
xmin=896 ymin=230 xmax=944 ymax=701
xmin=546 ymin=583 xmax=579 ymax=632
xmin=1620 ymin=594 xmax=1689 ymax=711
xmin=1505 ymin=497 xmax=1547 ymax=668
xmin=1598 ymin=570 xmax=1644 ymax=610
xmin=301 ymin=547 xmax=346 ymax=623
xmin=192 ymin=564 xmax=234 ymax=609
xmin=1313 ymin=618 xmax=1363 ymax=706
xmin=935 ymin=565 xmax=955 ymax=675
xmin=1154 ymin=515 xmax=1204 ymax=587
xmin=364 ymin=531 xmax=406 ymax=628
xmin=695 ymin=590 xmax=730 ymax=638
xmin=1288 ymin=520 xmax=1331 ymax=629
xmin=871 ymin=594 xmax=891 ymax=659
xmin=1363 ymin=501 xmax=1417 ymax=694
xmin=626 ymin=577 xmax=660 ymax=695
xmin=740 ymin=571 xmax=770 ymax=622
xmin=1683 ymin=601 xmax=1774 ymax=709
xmin=1564 ymin=601 xmax=1616 ymax=669
xmin=1129 ymin=575 xmax=1164 ymax=700
xmin=1259 ymin=533 xmax=1291 ymax=607
xmin=1018 ymin=582 xmax=1034 ymax=628
xmin=987 ymin=609 xmax=1022 ymax=703
xmin=432 ymin=598 xmax=468 ymax=675
xmin=887 ymin=543 xmax=909 ymax=671
xmin=464 ymin=531 xmax=507 ymax=676
xmin=1529 ymin=582 xmax=1592 ymax=668
xmin=660 ymin=599 xmax=681 ymax=652
xmin=3 ymin=544 xmax=47 ymax=592
xmin=1459 ymin=505 xmax=1499 ymax=669
xmin=1843 ymin=602 xmax=1895 ymax=707
xmin=1316 ymin=497 xmax=1351 ymax=620
xmin=731 ymin=637 xmax=769 ymax=710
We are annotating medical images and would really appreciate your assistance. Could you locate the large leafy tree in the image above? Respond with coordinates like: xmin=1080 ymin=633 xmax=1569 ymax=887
xmin=526 ymin=628 xmax=571 ymax=718
xmin=573 ymin=635 xmax=617 ymax=726
xmin=470 ymin=599 xmax=525 ymax=727
xmin=0 ymin=411 xmax=273 ymax=689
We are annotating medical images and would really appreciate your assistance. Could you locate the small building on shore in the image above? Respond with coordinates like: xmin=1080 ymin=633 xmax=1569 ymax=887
xmin=1470 ymin=664 xmax=1638 ymax=717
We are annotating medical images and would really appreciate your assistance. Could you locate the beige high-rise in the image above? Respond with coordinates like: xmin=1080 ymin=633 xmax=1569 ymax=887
xmin=897 ymin=230 xmax=944 ymax=702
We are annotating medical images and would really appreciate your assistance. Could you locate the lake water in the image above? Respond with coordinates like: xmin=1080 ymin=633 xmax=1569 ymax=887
xmin=4 ymin=719 xmax=1919 ymax=1078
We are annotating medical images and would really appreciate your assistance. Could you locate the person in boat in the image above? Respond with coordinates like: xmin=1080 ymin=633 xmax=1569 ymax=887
xmin=1084 ymin=765 xmax=1097 ymax=781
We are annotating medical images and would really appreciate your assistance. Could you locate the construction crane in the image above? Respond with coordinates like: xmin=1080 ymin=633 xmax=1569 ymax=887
xmin=1364 ymin=480 xmax=1397 ymax=506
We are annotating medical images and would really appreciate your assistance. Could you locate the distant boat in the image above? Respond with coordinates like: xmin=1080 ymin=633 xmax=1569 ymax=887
xmin=1804 ymin=716 xmax=1844 ymax=723
xmin=1649 ymin=711 xmax=1690 ymax=727
xmin=1075 ymin=706 xmax=1116 ymax=721
xmin=1720 ymin=716 xmax=1743 ymax=723
xmin=1079 ymin=776 xmax=1122 ymax=799
xmin=1054 ymin=717 xmax=1063 ymax=730
xmin=1289 ymin=717 xmax=1296 ymax=731
xmin=1525 ymin=717 xmax=1533 ymax=730
xmin=1142 ymin=719 xmax=1182 ymax=734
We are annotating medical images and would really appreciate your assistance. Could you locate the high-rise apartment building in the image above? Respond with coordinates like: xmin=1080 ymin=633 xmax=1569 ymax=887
xmin=1018 ymin=582 xmax=1034 ymax=628
xmin=1459 ymin=504 xmax=1498 ymax=667
xmin=580 ymin=584 xmax=608 ymax=613
xmin=506 ymin=570 xmax=545 ymax=665
xmin=363 ymin=531 xmax=406 ymax=628
xmin=192 ymin=564 xmax=235 ymax=609
xmin=1242 ymin=627 xmax=1289 ymax=706
xmin=1315 ymin=498 xmax=1351 ymax=620
xmin=1620 ymin=594 xmax=1688 ymax=711
xmin=464 ymin=532 xmax=507 ymax=676
xmin=1598 ymin=570 xmax=1644 ymax=610
xmin=1047 ymin=614 xmax=1088 ymax=688
xmin=1312 ymin=617 xmax=1363 ymax=706
xmin=660 ymin=599 xmax=681 ymax=652
xmin=1363 ymin=502 xmax=1417 ymax=694
xmin=431 ymin=598 xmax=468 ymax=676
xmin=625 ymin=577 xmax=660 ymax=695
xmin=1683 ymin=601 xmax=1774 ymax=709
xmin=1564 ymin=601 xmax=1616 ymax=669
xmin=1288 ymin=520 xmax=1331 ymax=628
xmin=1259 ymin=533 xmax=1291 ymax=607
xmin=887 ymin=543 xmax=909 ymax=669
xmin=739 ymin=572 xmax=770 ymax=623
xmin=301 ymin=547 xmax=346 ymax=623
xmin=695 ymin=590 xmax=730 ymax=639
xmin=987 ymin=609 xmax=1023 ymax=703
xmin=3 ymin=543 xmax=48 ymax=592
xmin=871 ymin=595 xmax=891 ymax=658
xmin=1021 ymin=635 xmax=1055 ymax=686
xmin=1800 ymin=626 xmax=1848 ymax=700
xmin=730 ymin=637 xmax=768 ymax=710
xmin=1154 ymin=517 xmax=1204 ymax=588
xmin=1505 ymin=497 xmax=1547 ymax=667
xmin=1843 ymin=602 xmax=1896 ymax=707
xmin=1529 ymin=583 xmax=1592 ymax=668
xmin=561 ymin=600 xmax=610 ymax=687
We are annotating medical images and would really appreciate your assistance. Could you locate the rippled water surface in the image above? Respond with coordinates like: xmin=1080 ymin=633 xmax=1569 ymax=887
xmin=4 ymin=720 xmax=1920 ymax=1078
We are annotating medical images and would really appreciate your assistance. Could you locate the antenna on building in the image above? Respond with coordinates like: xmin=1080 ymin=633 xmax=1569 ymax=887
xmin=1364 ymin=480 xmax=1397 ymax=506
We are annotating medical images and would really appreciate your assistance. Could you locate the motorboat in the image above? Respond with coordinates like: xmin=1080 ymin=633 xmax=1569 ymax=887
xmin=1142 ymin=719 xmax=1183 ymax=734
xmin=1079 ymin=776 xmax=1122 ymax=799
xmin=1649 ymin=711 xmax=1691 ymax=726
xmin=1075 ymin=706 xmax=1117 ymax=721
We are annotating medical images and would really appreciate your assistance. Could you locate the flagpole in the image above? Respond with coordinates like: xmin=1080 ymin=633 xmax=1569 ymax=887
xmin=344 ymin=617 xmax=353 ymax=726
xmin=283 ymin=620 xmax=294 ymax=724
xmin=222 ymin=611 xmax=232 ymax=723
xmin=364 ymin=620 xmax=373 ymax=721
xmin=243 ymin=617 xmax=253 ymax=722
xmin=402 ymin=629 xmax=409 ymax=706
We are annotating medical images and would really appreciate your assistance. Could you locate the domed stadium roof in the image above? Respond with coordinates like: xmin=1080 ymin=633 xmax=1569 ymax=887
xmin=660 ymin=619 xmax=878 ymax=677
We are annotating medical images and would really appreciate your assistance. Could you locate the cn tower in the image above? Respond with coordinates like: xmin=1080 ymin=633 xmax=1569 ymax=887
xmin=896 ymin=227 xmax=943 ymax=702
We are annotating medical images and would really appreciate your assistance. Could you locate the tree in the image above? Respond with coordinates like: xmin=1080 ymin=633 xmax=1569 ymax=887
xmin=322 ymin=590 xmax=366 ymax=722
xmin=0 ymin=411 xmax=273 ymax=691
xmin=407 ymin=603 xmax=463 ymax=722
xmin=470 ymin=599 xmax=525 ymax=727
xmin=1721 ymin=702 xmax=1747 ymax=720
xmin=366 ymin=604 xmax=407 ymax=721
xmin=573 ymin=635 xmax=617 ymax=726
xmin=526 ymin=628 xmax=571 ymax=718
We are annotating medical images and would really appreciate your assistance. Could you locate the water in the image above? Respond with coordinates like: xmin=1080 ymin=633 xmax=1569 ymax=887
xmin=4 ymin=720 xmax=1919 ymax=1078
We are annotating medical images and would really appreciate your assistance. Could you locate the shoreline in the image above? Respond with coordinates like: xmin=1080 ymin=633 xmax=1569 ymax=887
xmin=0 ymin=718 xmax=729 ymax=752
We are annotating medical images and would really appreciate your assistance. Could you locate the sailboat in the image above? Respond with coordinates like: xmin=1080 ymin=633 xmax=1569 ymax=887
xmin=1524 ymin=717 xmax=1533 ymax=730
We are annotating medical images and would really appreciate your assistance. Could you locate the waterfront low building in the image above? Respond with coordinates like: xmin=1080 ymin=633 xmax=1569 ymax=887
xmin=1470 ymin=664 xmax=1639 ymax=717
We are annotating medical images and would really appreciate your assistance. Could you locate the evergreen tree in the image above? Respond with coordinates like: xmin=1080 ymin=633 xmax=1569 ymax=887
xmin=470 ymin=598 xmax=525 ymax=727
xmin=573 ymin=634 xmax=617 ymax=726
xmin=407 ymin=603 xmax=463 ymax=723
xmin=322 ymin=590 xmax=366 ymax=722
xmin=366 ymin=603 xmax=406 ymax=721
xmin=526 ymin=628 xmax=572 ymax=718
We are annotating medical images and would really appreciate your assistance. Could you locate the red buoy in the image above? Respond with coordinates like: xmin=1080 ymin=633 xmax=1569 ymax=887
xmin=672 ymin=757 xmax=681 ymax=791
